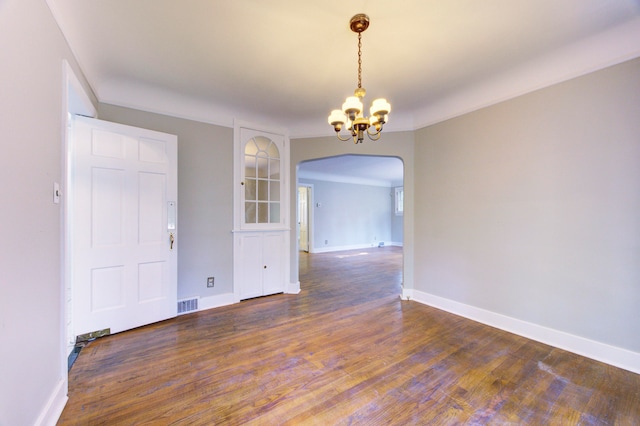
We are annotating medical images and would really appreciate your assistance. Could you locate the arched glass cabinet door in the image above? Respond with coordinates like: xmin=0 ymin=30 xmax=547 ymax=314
xmin=243 ymin=135 xmax=281 ymax=225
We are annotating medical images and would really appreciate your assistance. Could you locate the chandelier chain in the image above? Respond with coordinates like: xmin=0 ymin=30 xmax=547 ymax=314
xmin=357 ymin=32 xmax=362 ymax=89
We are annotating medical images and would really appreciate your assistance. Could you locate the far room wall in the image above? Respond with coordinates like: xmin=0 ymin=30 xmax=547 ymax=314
xmin=298 ymin=178 xmax=403 ymax=252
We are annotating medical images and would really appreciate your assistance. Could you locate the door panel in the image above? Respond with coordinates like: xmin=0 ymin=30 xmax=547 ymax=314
xmin=236 ymin=233 xmax=264 ymax=300
xmin=71 ymin=116 xmax=177 ymax=337
xmin=262 ymin=232 xmax=285 ymax=296
xmin=298 ymin=186 xmax=309 ymax=252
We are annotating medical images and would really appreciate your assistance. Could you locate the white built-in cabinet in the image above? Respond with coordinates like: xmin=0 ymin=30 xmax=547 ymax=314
xmin=234 ymin=232 xmax=286 ymax=300
xmin=233 ymin=121 xmax=290 ymax=301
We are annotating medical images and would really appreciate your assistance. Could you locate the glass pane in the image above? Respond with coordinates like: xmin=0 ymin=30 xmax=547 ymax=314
xmin=255 ymin=136 xmax=270 ymax=151
xmin=257 ymin=202 xmax=268 ymax=223
xmin=267 ymin=141 xmax=279 ymax=158
xmin=244 ymin=139 xmax=258 ymax=156
xmin=257 ymin=156 xmax=268 ymax=178
xmin=270 ymin=181 xmax=280 ymax=201
xmin=257 ymin=180 xmax=268 ymax=201
xmin=270 ymin=202 xmax=280 ymax=223
xmin=245 ymin=202 xmax=256 ymax=223
xmin=245 ymin=155 xmax=256 ymax=177
xmin=269 ymin=158 xmax=280 ymax=179
xmin=244 ymin=179 xmax=256 ymax=201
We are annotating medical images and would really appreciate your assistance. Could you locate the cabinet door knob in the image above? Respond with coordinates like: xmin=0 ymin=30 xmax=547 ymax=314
xmin=264 ymin=265 xmax=267 ymax=269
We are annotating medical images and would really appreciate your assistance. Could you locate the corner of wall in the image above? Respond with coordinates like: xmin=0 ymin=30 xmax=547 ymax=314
xmin=34 ymin=377 xmax=68 ymax=426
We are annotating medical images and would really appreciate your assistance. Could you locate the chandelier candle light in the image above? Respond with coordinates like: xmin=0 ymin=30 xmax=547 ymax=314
xmin=328 ymin=13 xmax=391 ymax=144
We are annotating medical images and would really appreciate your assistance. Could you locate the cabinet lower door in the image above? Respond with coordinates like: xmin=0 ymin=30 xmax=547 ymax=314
xmin=236 ymin=233 xmax=264 ymax=300
xmin=235 ymin=231 xmax=286 ymax=300
xmin=262 ymin=232 xmax=285 ymax=296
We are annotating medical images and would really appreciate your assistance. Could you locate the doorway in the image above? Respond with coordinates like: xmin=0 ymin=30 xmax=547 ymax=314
xmin=298 ymin=184 xmax=313 ymax=252
xmin=296 ymin=154 xmax=404 ymax=293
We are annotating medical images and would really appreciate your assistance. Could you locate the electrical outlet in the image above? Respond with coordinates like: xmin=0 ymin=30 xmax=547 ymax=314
xmin=207 ymin=277 xmax=214 ymax=287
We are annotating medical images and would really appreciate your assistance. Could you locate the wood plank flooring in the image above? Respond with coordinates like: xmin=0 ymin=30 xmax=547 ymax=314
xmin=58 ymin=247 xmax=640 ymax=425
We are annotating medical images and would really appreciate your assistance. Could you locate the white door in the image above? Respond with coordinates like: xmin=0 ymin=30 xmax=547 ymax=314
xmin=235 ymin=233 xmax=264 ymax=300
xmin=298 ymin=186 xmax=309 ymax=252
xmin=262 ymin=232 xmax=285 ymax=295
xmin=71 ymin=116 xmax=178 ymax=337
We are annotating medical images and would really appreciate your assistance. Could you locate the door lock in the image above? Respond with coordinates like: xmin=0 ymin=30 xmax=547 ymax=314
xmin=169 ymin=232 xmax=174 ymax=250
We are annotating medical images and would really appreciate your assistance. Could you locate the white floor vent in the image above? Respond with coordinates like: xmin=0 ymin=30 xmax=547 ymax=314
xmin=178 ymin=298 xmax=199 ymax=315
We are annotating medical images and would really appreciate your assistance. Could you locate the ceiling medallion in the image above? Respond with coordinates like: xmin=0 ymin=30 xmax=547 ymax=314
xmin=328 ymin=14 xmax=391 ymax=144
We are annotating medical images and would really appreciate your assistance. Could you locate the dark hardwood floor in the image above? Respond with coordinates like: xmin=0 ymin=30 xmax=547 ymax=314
xmin=59 ymin=246 xmax=640 ymax=425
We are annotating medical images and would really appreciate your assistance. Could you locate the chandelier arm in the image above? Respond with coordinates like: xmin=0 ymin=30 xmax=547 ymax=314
xmin=335 ymin=132 xmax=353 ymax=142
xmin=366 ymin=125 xmax=383 ymax=137
xmin=367 ymin=131 xmax=382 ymax=141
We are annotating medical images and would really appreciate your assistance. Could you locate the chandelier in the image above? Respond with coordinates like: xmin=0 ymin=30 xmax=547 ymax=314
xmin=328 ymin=14 xmax=391 ymax=144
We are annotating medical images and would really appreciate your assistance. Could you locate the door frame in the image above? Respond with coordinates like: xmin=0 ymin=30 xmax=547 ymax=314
xmin=297 ymin=183 xmax=314 ymax=253
xmin=62 ymin=60 xmax=97 ymax=361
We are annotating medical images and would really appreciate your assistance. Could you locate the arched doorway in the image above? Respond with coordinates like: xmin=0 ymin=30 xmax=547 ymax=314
xmin=296 ymin=154 xmax=404 ymax=293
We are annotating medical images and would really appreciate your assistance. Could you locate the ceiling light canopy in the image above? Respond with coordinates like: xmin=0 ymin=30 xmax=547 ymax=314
xmin=328 ymin=14 xmax=391 ymax=144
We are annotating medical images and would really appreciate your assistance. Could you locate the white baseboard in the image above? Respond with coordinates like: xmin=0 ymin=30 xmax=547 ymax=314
xmin=405 ymin=289 xmax=640 ymax=374
xmin=197 ymin=285 xmax=301 ymax=312
xmin=198 ymin=293 xmax=236 ymax=311
xmin=36 ymin=377 xmax=68 ymax=426
xmin=287 ymin=281 xmax=301 ymax=294
xmin=312 ymin=242 xmax=400 ymax=254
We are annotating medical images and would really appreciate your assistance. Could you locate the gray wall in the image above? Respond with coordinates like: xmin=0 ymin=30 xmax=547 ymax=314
xmin=299 ymin=179 xmax=394 ymax=251
xmin=98 ymin=105 xmax=235 ymax=300
xmin=414 ymin=57 xmax=640 ymax=352
xmin=0 ymin=0 xmax=96 ymax=424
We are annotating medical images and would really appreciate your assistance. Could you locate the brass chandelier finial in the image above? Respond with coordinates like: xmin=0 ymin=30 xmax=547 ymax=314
xmin=328 ymin=14 xmax=390 ymax=144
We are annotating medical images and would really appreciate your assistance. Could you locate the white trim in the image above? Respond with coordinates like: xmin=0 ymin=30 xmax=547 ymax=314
xmin=412 ymin=17 xmax=640 ymax=131
xmin=313 ymin=243 xmax=395 ymax=254
xmin=34 ymin=377 xmax=68 ymax=426
xmin=198 ymin=293 xmax=236 ymax=311
xmin=190 ymin=289 xmax=302 ymax=313
xmin=409 ymin=289 xmax=640 ymax=374
xmin=287 ymin=281 xmax=301 ymax=295
xmin=63 ymin=61 xmax=96 ymax=118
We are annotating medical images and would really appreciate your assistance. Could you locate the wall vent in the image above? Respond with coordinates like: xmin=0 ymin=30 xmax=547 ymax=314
xmin=178 ymin=298 xmax=199 ymax=315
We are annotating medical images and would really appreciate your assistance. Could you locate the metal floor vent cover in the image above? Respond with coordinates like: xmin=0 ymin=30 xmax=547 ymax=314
xmin=178 ymin=298 xmax=198 ymax=314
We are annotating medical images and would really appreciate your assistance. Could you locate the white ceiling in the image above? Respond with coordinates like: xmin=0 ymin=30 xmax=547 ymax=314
xmin=47 ymin=0 xmax=640 ymax=140
xmin=298 ymin=155 xmax=404 ymax=187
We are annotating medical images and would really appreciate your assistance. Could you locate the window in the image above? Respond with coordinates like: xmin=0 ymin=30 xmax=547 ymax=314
xmin=244 ymin=136 xmax=281 ymax=224
xmin=395 ymin=186 xmax=404 ymax=216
